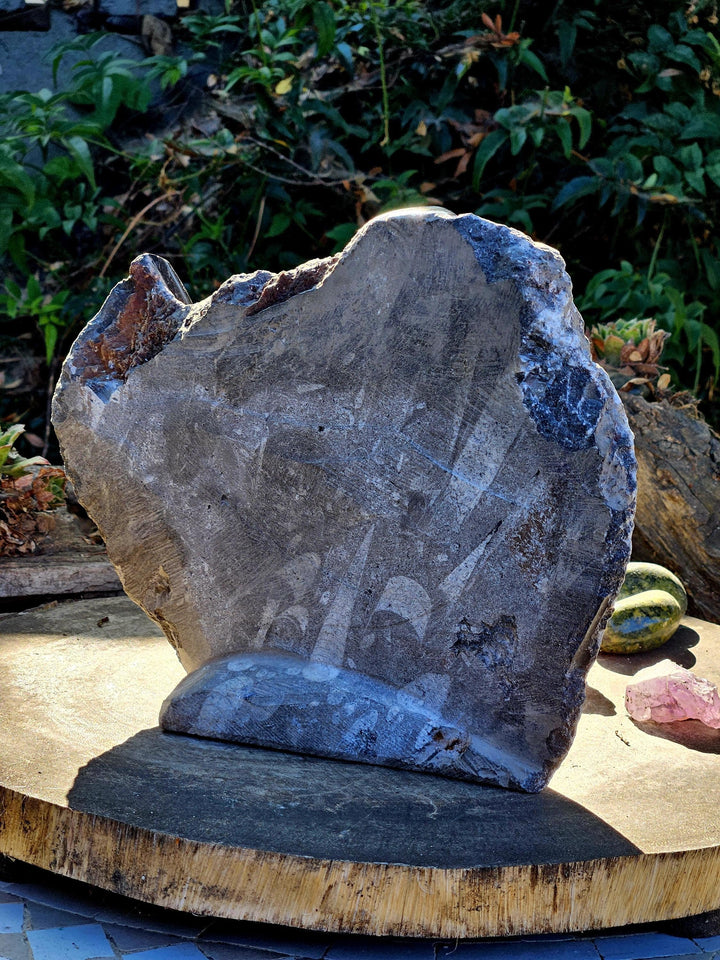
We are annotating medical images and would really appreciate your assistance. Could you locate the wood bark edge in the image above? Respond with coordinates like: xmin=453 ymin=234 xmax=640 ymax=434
xmin=1 ymin=785 xmax=719 ymax=938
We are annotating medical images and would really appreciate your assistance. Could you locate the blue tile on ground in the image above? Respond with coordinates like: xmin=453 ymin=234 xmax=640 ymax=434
xmin=0 ymin=930 xmax=31 ymax=960
xmin=129 ymin=945 xmax=212 ymax=959
xmin=694 ymin=936 xmax=720 ymax=953
xmin=103 ymin=922 xmax=185 ymax=951
xmin=199 ymin=946 xmax=294 ymax=960
xmin=0 ymin=902 xmax=23 ymax=933
xmin=11 ymin=882 xmax=98 ymax=920
xmin=594 ymin=932 xmax=702 ymax=959
xmin=0 ymin=892 xmax=22 ymax=905
xmin=436 ymin=938 xmax=600 ymax=960
xmin=26 ymin=922 xmax=115 ymax=960
xmin=0 ymin=882 xmax=92 ymax=914
xmin=24 ymin=902 xmax=89 ymax=930
xmin=325 ymin=936 xmax=437 ymax=959
xmin=201 ymin=925 xmax=332 ymax=960
xmin=93 ymin=904 xmax=206 ymax=939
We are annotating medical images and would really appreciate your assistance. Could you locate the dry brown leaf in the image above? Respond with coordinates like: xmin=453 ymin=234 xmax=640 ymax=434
xmin=434 ymin=148 xmax=467 ymax=165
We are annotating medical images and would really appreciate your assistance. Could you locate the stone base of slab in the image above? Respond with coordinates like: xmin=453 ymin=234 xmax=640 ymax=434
xmin=0 ymin=596 xmax=719 ymax=938
xmin=159 ymin=650 xmax=540 ymax=790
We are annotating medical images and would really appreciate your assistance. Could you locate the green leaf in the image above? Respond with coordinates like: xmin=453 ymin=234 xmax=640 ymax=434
xmin=556 ymin=21 xmax=576 ymax=68
xmin=590 ymin=157 xmax=614 ymax=178
xmin=41 ymin=321 xmax=58 ymax=365
xmin=642 ymin=111 xmax=680 ymax=136
xmin=64 ymin=136 xmax=96 ymax=188
xmin=552 ymin=176 xmax=600 ymax=209
xmin=678 ymin=142 xmax=703 ymax=171
xmin=472 ymin=129 xmax=507 ymax=188
xmin=509 ymin=125 xmax=527 ymax=155
xmin=653 ymin=155 xmax=681 ymax=185
xmin=4 ymin=279 xmax=22 ymax=301
xmin=530 ymin=126 xmax=544 ymax=148
xmin=647 ymin=25 xmax=673 ymax=54
xmin=518 ymin=47 xmax=548 ymax=82
xmin=573 ymin=107 xmax=592 ymax=149
xmin=0 ymin=423 xmax=24 ymax=447
xmin=700 ymin=322 xmax=720 ymax=381
xmin=679 ymin=113 xmax=720 ymax=140
xmin=313 ymin=2 xmax=336 ymax=59
xmin=701 ymin=247 xmax=720 ymax=290
xmin=684 ymin=169 xmax=706 ymax=196
xmin=335 ymin=41 xmax=353 ymax=73
xmin=26 ymin=274 xmax=41 ymax=300
xmin=667 ymin=44 xmax=702 ymax=72
xmin=325 ymin=222 xmax=357 ymax=252
xmin=628 ymin=51 xmax=660 ymax=79
xmin=666 ymin=102 xmax=692 ymax=123
xmin=0 ymin=152 xmax=35 ymax=205
xmin=555 ymin=119 xmax=572 ymax=158
xmin=265 ymin=212 xmax=291 ymax=237
xmin=617 ymin=153 xmax=644 ymax=182
xmin=209 ymin=23 xmax=244 ymax=34
xmin=705 ymin=149 xmax=720 ymax=188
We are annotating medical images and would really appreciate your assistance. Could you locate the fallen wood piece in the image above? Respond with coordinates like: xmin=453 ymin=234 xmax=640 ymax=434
xmin=623 ymin=395 xmax=720 ymax=623
xmin=0 ymin=556 xmax=121 ymax=598
xmin=0 ymin=506 xmax=121 ymax=599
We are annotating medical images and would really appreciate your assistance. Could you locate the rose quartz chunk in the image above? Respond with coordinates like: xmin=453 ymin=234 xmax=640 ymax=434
xmin=626 ymin=665 xmax=720 ymax=728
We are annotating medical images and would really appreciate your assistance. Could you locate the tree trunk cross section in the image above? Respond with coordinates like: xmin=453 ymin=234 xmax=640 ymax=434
xmin=0 ymin=596 xmax=718 ymax=938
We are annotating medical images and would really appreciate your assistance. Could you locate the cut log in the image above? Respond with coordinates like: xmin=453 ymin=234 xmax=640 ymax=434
xmin=623 ymin=395 xmax=720 ymax=622
xmin=0 ymin=506 xmax=121 ymax=599
xmin=1 ymin=596 xmax=720 ymax=937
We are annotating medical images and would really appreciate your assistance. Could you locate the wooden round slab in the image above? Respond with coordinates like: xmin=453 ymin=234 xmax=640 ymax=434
xmin=0 ymin=596 xmax=719 ymax=938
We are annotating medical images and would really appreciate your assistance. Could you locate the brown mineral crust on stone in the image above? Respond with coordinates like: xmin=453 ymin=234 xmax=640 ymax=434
xmin=245 ymin=256 xmax=339 ymax=317
xmin=53 ymin=209 xmax=636 ymax=792
xmin=70 ymin=254 xmax=191 ymax=383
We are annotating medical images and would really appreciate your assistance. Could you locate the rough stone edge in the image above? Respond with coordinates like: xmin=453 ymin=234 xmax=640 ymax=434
xmin=449 ymin=213 xmax=637 ymax=775
xmin=57 ymin=254 xmax=192 ymax=401
xmin=52 ymin=209 xmax=637 ymax=790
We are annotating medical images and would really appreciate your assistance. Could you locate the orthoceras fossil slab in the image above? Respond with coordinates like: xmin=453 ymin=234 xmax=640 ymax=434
xmin=53 ymin=209 xmax=636 ymax=792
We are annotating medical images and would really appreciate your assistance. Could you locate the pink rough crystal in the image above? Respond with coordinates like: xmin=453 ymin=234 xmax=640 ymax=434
xmin=626 ymin=665 xmax=720 ymax=728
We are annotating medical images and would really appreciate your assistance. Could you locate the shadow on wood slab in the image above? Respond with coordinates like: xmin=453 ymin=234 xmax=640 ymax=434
xmin=630 ymin=718 xmax=720 ymax=755
xmin=582 ymin=686 xmax=616 ymax=717
xmin=67 ymin=726 xmax=640 ymax=869
xmin=596 ymin=624 xmax=700 ymax=677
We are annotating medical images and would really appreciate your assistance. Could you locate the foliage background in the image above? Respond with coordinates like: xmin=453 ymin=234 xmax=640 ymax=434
xmin=2 ymin=0 xmax=720 ymax=460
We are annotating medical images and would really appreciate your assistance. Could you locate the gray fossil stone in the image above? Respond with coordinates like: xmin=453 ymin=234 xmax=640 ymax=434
xmin=53 ymin=209 xmax=636 ymax=791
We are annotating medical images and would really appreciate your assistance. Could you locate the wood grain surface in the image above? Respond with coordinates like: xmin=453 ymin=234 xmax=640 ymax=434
xmin=0 ymin=596 xmax=718 ymax=937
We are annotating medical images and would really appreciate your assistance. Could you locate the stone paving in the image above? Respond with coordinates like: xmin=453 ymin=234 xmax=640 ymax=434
xmin=0 ymin=870 xmax=717 ymax=960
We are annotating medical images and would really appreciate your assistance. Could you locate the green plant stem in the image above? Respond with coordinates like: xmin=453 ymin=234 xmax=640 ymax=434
xmin=684 ymin=219 xmax=704 ymax=393
xmin=687 ymin=218 xmax=702 ymax=273
xmin=695 ymin=338 xmax=703 ymax=394
xmin=647 ymin=214 xmax=667 ymax=282
xmin=507 ymin=0 xmax=522 ymax=33
xmin=370 ymin=2 xmax=391 ymax=149
xmin=250 ymin=0 xmax=267 ymax=66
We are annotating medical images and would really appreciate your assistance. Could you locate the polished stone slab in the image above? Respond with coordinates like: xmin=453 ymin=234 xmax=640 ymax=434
xmin=53 ymin=210 xmax=636 ymax=791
